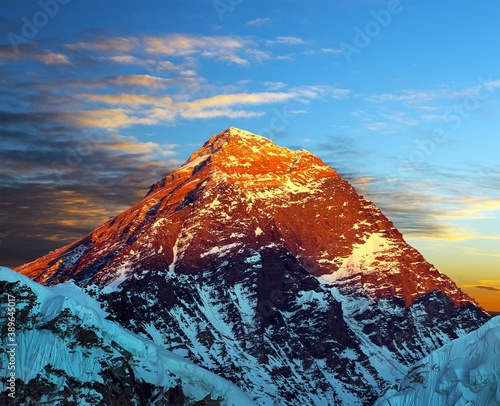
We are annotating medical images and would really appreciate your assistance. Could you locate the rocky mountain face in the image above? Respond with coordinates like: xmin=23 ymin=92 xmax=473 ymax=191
xmin=15 ymin=127 xmax=490 ymax=405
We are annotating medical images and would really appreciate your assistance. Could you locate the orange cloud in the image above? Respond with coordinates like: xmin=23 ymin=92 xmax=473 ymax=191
xmin=71 ymin=108 xmax=157 ymax=129
xmin=81 ymin=93 xmax=171 ymax=107
xmin=110 ymin=74 xmax=172 ymax=88
xmin=440 ymin=197 xmax=500 ymax=220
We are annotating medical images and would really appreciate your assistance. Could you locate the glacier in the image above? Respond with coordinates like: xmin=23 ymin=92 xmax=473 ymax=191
xmin=376 ymin=315 xmax=500 ymax=405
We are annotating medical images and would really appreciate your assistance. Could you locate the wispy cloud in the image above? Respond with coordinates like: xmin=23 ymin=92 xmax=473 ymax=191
xmin=246 ymin=17 xmax=272 ymax=27
xmin=65 ymin=37 xmax=137 ymax=53
xmin=475 ymin=285 xmax=500 ymax=291
xmin=266 ymin=36 xmax=308 ymax=46
xmin=439 ymin=197 xmax=500 ymax=220
xmin=460 ymin=280 xmax=500 ymax=291
xmin=449 ymin=78 xmax=500 ymax=98
xmin=262 ymin=81 xmax=287 ymax=90
xmin=302 ymin=48 xmax=342 ymax=55
xmin=0 ymin=45 xmax=70 ymax=65
xmin=70 ymin=108 xmax=157 ymax=129
xmin=96 ymin=55 xmax=179 ymax=71
xmin=351 ymin=109 xmax=406 ymax=134
xmin=361 ymin=79 xmax=500 ymax=131
xmin=366 ymin=89 xmax=436 ymax=104
xmin=143 ymin=34 xmax=255 ymax=66
xmin=109 ymin=74 xmax=172 ymax=88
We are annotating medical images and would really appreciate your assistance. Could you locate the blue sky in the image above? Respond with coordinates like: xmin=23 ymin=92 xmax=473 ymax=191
xmin=0 ymin=0 xmax=499 ymax=310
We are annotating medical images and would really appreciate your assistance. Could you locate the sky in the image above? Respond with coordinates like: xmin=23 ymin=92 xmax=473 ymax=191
xmin=0 ymin=0 xmax=499 ymax=312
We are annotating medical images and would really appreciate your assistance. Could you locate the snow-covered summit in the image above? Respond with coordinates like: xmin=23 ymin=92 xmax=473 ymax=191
xmin=167 ymin=126 xmax=334 ymax=189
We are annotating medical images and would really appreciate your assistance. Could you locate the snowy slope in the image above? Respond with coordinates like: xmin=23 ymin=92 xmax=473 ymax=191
xmin=376 ymin=316 xmax=500 ymax=406
xmin=0 ymin=267 xmax=255 ymax=405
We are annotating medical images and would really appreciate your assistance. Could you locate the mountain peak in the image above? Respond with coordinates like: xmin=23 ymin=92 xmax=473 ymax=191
xmin=148 ymin=128 xmax=337 ymax=196
xmin=184 ymin=126 xmax=275 ymax=164
xmin=19 ymin=126 xmax=479 ymax=307
xmin=14 ymin=127 xmax=489 ymax=405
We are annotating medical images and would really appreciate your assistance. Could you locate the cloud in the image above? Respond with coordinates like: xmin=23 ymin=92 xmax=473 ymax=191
xmin=266 ymin=36 xmax=307 ymax=46
xmin=66 ymin=33 xmax=277 ymax=68
xmin=474 ymin=286 xmax=500 ymax=292
xmin=65 ymin=37 xmax=137 ymax=53
xmin=176 ymin=91 xmax=297 ymax=120
xmin=351 ymin=109 xmax=402 ymax=134
xmin=100 ymin=135 xmax=176 ymax=156
xmin=144 ymin=34 xmax=246 ymax=55
xmin=330 ymin=88 xmax=352 ymax=99
xmin=350 ymin=179 xmax=499 ymax=242
xmin=0 ymin=45 xmax=70 ymax=65
xmin=319 ymin=48 xmax=343 ymax=54
xmin=0 ymin=118 xmax=179 ymax=267
xmin=276 ymin=54 xmax=294 ymax=62
xmin=80 ymin=93 xmax=167 ymax=107
xmin=179 ymin=109 xmax=264 ymax=119
xmin=366 ymin=90 xmax=436 ymax=104
xmin=362 ymin=80 xmax=500 ymax=128
xmin=97 ymin=55 xmax=179 ymax=72
xmin=185 ymin=92 xmax=295 ymax=108
xmin=449 ymin=78 xmax=500 ymax=99
xmin=27 ymin=74 xmax=196 ymax=95
xmin=244 ymin=48 xmax=271 ymax=63
xmin=246 ymin=18 xmax=272 ymax=26
xmin=440 ymin=197 xmax=500 ymax=220
xmin=143 ymin=34 xmax=257 ymax=66
xmin=0 ymin=110 xmax=72 ymax=133
xmin=262 ymin=81 xmax=287 ymax=90
xmin=303 ymin=48 xmax=343 ymax=55
xmin=109 ymin=74 xmax=172 ymax=89
xmin=70 ymin=108 xmax=157 ymax=129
